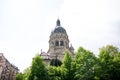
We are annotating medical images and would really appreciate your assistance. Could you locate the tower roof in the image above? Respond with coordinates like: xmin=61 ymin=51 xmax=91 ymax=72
xmin=52 ymin=19 xmax=67 ymax=34
xmin=53 ymin=27 xmax=66 ymax=34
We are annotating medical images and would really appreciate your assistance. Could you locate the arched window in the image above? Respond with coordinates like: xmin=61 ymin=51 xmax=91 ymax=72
xmin=55 ymin=41 xmax=59 ymax=46
xmin=60 ymin=41 xmax=64 ymax=46
xmin=50 ymin=59 xmax=62 ymax=66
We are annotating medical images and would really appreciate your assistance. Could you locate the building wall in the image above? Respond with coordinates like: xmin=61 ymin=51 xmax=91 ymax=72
xmin=0 ymin=53 xmax=19 ymax=80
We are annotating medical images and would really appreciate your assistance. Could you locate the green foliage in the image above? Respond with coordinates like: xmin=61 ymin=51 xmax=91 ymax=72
xmin=16 ymin=45 xmax=120 ymax=80
xmin=62 ymin=50 xmax=75 ymax=80
xmin=48 ymin=66 xmax=67 ymax=80
xmin=112 ymin=52 xmax=120 ymax=79
xmin=99 ymin=45 xmax=118 ymax=58
xmin=15 ymin=68 xmax=31 ymax=80
xmin=50 ymin=59 xmax=62 ymax=66
xmin=28 ymin=54 xmax=49 ymax=80
xmin=23 ymin=67 xmax=31 ymax=80
xmin=74 ymin=47 xmax=97 ymax=80
xmin=16 ymin=73 xmax=24 ymax=80
xmin=96 ymin=45 xmax=120 ymax=80
xmin=62 ymin=50 xmax=72 ymax=70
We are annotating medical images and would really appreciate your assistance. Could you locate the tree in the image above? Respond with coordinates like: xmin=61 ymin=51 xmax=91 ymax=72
xmin=61 ymin=50 xmax=74 ymax=80
xmin=28 ymin=54 xmax=49 ymax=80
xmin=62 ymin=50 xmax=72 ymax=70
xmin=48 ymin=66 xmax=67 ymax=80
xmin=23 ymin=67 xmax=31 ymax=80
xmin=74 ymin=47 xmax=97 ymax=80
xmin=112 ymin=52 xmax=120 ymax=79
xmin=97 ymin=45 xmax=120 ymax=80
xmin=15 ymin=72 xmax=24 ymax=80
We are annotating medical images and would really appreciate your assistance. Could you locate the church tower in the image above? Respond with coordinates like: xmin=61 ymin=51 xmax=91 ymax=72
xmin=47 ymin=19 xmax=74 ymax=61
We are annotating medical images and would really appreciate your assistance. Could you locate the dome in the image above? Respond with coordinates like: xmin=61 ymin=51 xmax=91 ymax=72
xmin=52 ymin=19 xmax=67 ymax=34
xmin=53 ymin=27 xmax=66 ymax=34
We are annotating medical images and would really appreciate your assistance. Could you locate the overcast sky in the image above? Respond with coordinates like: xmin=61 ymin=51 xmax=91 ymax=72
xmin=0 ymin=0 xmax=120 ymax=72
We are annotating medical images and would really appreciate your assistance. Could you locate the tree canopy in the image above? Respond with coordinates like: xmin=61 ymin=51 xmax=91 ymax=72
xmin=28 ymin=54 xmax=49 ymax=80
xmin=96 ymin=45 xmax=120 ymax=80
xmin=16 ymin=45 xmax=120 ymax=80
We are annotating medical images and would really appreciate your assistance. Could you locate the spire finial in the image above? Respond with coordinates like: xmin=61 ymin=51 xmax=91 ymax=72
xmin=56 ymin=18 xmax=60 ymax=26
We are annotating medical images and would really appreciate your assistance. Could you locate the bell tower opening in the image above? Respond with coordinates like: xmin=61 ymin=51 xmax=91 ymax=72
xmin=55 ymin=41 xmax=59 ymax=46
xmin=60 ymin=41 xmax=64 ymax=46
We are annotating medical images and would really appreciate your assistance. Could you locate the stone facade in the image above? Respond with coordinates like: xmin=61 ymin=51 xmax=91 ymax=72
xmin=0 ymin=53 xmax=19 ymax=80
xmin=40 ymin=19 xmax=75 ymax=64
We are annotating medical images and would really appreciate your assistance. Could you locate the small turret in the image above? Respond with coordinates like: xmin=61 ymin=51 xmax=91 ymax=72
xmin=69 ymin=44 xmax=74 ymax=53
